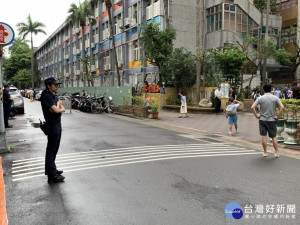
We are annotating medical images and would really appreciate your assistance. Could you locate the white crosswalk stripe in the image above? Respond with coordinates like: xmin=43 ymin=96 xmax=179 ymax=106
xmin=12 ymin=143 xmax=260 ymax=181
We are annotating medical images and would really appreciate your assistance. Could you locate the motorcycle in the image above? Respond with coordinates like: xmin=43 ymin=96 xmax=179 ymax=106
xmin=91 ymin=93 xmax=113 ymax=114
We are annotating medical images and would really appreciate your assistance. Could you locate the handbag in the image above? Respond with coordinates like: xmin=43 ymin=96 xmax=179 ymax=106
xmin=39 ymin=119 xmax=48 ymax=136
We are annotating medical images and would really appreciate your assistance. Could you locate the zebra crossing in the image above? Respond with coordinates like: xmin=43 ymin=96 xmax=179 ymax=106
xmin=12 ymin=143 xmax=261 ymax=182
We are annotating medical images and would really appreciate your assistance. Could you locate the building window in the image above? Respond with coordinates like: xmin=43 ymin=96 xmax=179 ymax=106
xmin=207 ymin=4 xmax=222 ymax=32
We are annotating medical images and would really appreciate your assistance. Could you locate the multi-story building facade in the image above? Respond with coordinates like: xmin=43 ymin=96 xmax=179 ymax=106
xmin=276 ymin=0 xmax=300 ymax=81
xmin=35 ymin=0 xmax=282 ymax=88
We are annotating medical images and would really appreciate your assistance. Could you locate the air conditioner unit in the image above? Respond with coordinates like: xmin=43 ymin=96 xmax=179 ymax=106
xmin=94 ymin=36 xmax=99 ymax=43
xmin=130 ymin=18 xmax=137 ymax=26
xmin=124 ymin=18 xmax=131 ymax=28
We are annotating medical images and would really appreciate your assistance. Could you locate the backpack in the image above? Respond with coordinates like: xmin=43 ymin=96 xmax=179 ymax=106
xmin=226 ymin=104 xmax=237 ymax=117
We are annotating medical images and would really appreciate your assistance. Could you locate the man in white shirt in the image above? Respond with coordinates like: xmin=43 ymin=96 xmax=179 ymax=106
xmin=214 ymin=85 xmax=222 ymax=115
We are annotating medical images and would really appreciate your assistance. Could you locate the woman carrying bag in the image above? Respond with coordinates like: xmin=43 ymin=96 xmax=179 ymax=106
xmin=179 ymin=91 xmax=188 ymax=118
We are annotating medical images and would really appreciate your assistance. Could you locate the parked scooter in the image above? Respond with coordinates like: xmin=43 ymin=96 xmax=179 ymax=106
xmin=90 ymin=93 xmax=113 ymax=113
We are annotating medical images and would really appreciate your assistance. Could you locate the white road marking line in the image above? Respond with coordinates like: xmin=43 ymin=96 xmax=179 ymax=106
xmin=12 ymin=149 xmax=257 ymax=177
xmin=12 ymin=147 xmax=253 ymax=173
xmin=12 ymin=143 xmax=230 ymax=164
xmin=12 ymin=152 xmax=261 ymax=181
xmin=12 ymin=145 xmax=245 ymax=169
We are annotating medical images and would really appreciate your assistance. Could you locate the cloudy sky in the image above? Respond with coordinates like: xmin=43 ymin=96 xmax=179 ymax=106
xmin=2 ymin=0 xmax=76 ymax=49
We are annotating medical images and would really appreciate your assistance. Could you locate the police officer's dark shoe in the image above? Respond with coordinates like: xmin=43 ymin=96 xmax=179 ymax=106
xmin=56 ymin=170 xmax=63 ymax=175
xmin=5 ymin=125 xmax=13 ymax=128
xmin=48 ymin=174 xmax=65 ymax=183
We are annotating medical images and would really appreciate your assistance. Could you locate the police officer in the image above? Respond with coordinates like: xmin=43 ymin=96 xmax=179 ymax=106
xmin=2 ymin=84 xmax=14 ymax=128
xmin=41 ymin=77 xmax=65 ymax=183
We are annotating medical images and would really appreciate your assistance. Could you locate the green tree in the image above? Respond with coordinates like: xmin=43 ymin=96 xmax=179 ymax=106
xmin=16 ymin=14 xmax=46 ymax=89
xmin=216 ymin=49 xmax=246 ymax=87
xmin=3 ymin=40 xmax=31 ymax=81
xmin=281 ymin=26 xmax=300 ymax=76
xmin=8 ymin=37 xmax=30 ymax=54
xmin=12 ymin=69 xmax=31 ymax=89
xmin=254 ymin=0 xmax=277 ymax=13
xmin=67 ymin=0 xmax=94 ymax=87
xmin=237 ymin=36 xmax=292 ymax=87
xmin=140 ymin=22 xmax=176 ymax=84
xmin=167 ymin=48 xmax=196 ymax=88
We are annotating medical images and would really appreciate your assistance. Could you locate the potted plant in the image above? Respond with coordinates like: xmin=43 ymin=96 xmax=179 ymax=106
xmin=150 ymin=104 xmax=159 ymax=119
xmin=149 ymin=97 xmax=159 ymax=119
xmin=283 ymin=99 xmax=300 ymax=145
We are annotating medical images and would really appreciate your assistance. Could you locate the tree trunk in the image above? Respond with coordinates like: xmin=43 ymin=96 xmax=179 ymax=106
xmin=81 ymin=25 xmax=87 ymax=87
xmin=196 ymin=0 xmax=201 ymax=103
xmin=163 ymin=0 xmax=169 ymax=29
xmin=30 ymin=33 xmax=34 ymax=89
xmin=202 ymin=50 xmax=206 ymax=92
xmin=249 ymin=73 xmax=254 ymax=89
xmin=106 ymin=0 xmax=121 ymax=86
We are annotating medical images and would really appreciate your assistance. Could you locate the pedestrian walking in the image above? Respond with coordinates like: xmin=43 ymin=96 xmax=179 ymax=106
xmin=2 ymin=84 xmax=14 ymax=128
xmin=40 ymin=77 xmax=66 ymax=183
xmin=226 ymin=100 xmax=242 ymax=135
xmin=30 ymin=88 xmax=34 ymax=102
xmin=178 ymin=91 xmax=188 ymax=118
xmin=251 ymin=84 xmax=284 ymax=158
xmin=214 ymin=85 xmax=222 ymax=115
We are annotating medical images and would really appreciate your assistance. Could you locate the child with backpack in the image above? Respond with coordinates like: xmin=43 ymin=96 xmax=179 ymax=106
xmin=226 ymin=100 xmax=242 ymax=135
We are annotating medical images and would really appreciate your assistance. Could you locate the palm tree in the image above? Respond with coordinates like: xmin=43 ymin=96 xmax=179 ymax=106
xmin=67 ymin=0 xmax=94 ymax=87
xmin=17 ymin=14 xmax=46 ymax=89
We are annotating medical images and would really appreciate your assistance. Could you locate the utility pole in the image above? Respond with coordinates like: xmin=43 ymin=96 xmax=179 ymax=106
xmin=262 ymin=0 xmax=270 ymax=86
xmin=196 ymin=0 xmax=201 ymax=103
xmin=0 ymin=45 xmax=9 ymax=152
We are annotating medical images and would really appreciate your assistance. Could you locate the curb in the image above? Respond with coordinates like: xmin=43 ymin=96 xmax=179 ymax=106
xmin=0 ymin=157 xmax=7 ymax=225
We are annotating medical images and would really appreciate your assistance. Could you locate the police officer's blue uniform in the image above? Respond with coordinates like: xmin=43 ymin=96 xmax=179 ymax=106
xmin=3 ymin=87 xmax=12 ymax=128
xmin=40 ymin=77 xmax=64 ymax=183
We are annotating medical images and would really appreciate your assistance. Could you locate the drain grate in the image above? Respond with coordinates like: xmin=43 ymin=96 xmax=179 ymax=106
xmin=198 ymin=138 xmax=223 ymax=143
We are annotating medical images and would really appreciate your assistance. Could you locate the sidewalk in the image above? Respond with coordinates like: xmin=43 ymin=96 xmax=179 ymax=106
xmin=112 ymin=110 xmax=300 ymax=160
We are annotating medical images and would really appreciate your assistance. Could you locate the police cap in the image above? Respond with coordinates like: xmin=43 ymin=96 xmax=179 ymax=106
xmin=44 ymin=77 xmax=62 ymax=86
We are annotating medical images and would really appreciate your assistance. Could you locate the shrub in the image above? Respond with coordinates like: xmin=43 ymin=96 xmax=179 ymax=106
xmin=166 ymin=95 xmax=175 ymax=105
xmin=175 ymin=98 xmax=181 ymax=105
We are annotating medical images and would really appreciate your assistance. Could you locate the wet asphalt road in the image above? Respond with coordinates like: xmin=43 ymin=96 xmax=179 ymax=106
xmin=2 ymin=98 xmax=300 ymax=225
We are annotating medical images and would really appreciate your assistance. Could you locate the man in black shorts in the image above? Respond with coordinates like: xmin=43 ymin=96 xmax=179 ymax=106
xmin=251 ymin=84 xmax=284 ymax=158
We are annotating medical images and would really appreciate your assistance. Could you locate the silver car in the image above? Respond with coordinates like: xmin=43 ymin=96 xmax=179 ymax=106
xmin=9 ymin=86 xmax=25 ymax=114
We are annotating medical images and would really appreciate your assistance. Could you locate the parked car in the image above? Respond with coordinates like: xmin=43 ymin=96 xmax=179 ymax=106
xmin=9 ymin=86 xmax=24 ymax=114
